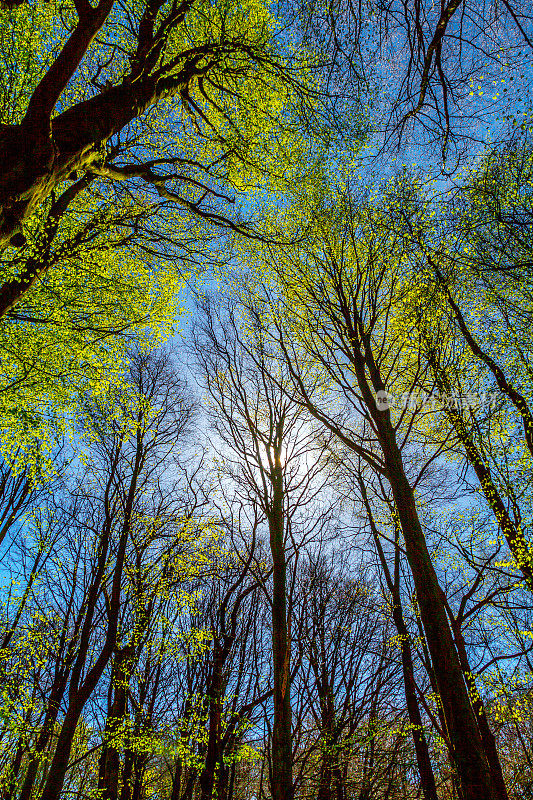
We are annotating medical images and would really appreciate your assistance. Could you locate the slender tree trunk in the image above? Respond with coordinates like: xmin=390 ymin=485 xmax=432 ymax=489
xmin=169 ymin=759 xmax=181 ymax=800
xmin=393 ymin=606 xmax=438 ymax=800
xmin=333 ymin=762 xmax=344 ymax=800
xmin=315 ymin=685 xmax=337 ymax=800
xmin=216 ymin=759 xmax=230 ymax=800
xmin=317 ymin=754 xmax=334 ymax=800
xmin=352 ymin=335 xmax=496 ymax=797
xmin=226 ymin=759 xmax=236 ymax=800
xmin=131 ymin=757 xmax=146 ymax=800
xmin=181 ymin=772 xmax=197 ymax=800
xmin=268 ymin=461 xmax=293 ymax=800
xmin=18 ymin=585 xmax=81 ymax=800
xmin=358 ymin=706 xmax=376 ymax=800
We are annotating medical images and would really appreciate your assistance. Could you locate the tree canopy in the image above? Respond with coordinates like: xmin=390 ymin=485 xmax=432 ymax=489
xmin=3 ymin=3 xmax=533 ymax=800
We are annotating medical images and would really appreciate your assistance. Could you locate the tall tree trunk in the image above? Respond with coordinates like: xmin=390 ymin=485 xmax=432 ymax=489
xmin=392 ymin=605 xmax=438 ymax=800
xmin=268 ymin=460 xmax=293 ymax=800
xmin=413 ymin=610 xmax=465 ymax=800
xmin=332 ymin=761 xmax=344 ymax=800
xmin=361 ymin=488 xmax=438 ymax=800
xmin=18 ymin=686 xmax=66 ymax=800
xmin=37 ymin=697 xmax=88 ymax=800
xmin=380 ymin=427 xmax=497 ymax=800
xmin=120 ymin=750 xmax=135 ymax=800
xmin=315 ymin=678 xmax=337 ymax=800
xmin=98 ymin=644 xmax=135 ymax=800
xmin=199 ymin=646 xmax=227 ymax=800
xmin=358 ymin=705 xmax=377 ymax=800
xmin=451 ymin=621 xmax=509 ymax=800
xmin=131 ymin=756 xmax=146 ymax=800
xmin=346 ymin=334 xmax=498 ymax=799
xmin=3 ymin=735 xmax=25 ymax=800
xmin=181 ymin=772 xmax=197 ymax=800
xmin=316 ymin=730 xmax=335 ymax=800
xmin=226 ymin=759 xmax=237 ymax=800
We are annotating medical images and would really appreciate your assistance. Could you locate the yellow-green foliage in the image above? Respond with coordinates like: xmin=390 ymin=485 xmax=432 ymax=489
xmin=0 ymin=0 xmax=332 ymax=478
xmin=0 ymin=208 xmax=187 ymax=470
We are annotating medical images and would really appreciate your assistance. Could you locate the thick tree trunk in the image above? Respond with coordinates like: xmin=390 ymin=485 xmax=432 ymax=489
xmin=37 ymin=698 xmax=87 ymax=800
xmin=332 ymin=762 xmax=344 ymax=800
xmin=0 ymin=24 xmax=223 ymax=251
xmin=413 ymin=610 xmax=464 ymax=798
xmin=0 ymin=0 xmax=121 ymax=249
xmin=199 ymin=647 xmax=227 ymax=800
xmin=120 ymin=750 xmax=135 ymax=800
xmin=347 ymin=323 xmax=499 ymax=799
xmin=268 ymin=462 xmax=293 ymax=800
xmin=215 ymin=760 xmax=230 ymax=800
xmin=98 ymin=645 xmax=135 ymax=800
xmin=379 ymin=425 xmax=497 ymax=800
xmin=317 ymin=754 xmax=334 ymax=800
xmin=0 ymin=75 xmax=154 ymax=248
xmin=18 ymin=685 xmax=66 ymax=800
xmin=363 ymin=497 xmax=438 ymax=800
xmin=3 ymin=735 xmax=25 ymax=800
xmin=452 ymin=622 xmax=509 ymax=800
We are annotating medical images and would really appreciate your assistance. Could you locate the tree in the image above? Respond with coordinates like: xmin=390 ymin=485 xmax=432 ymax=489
xmin=307 ymin=0 xmax=533 ymax=161
xmin=356 ymin=476 xmax=439 ymax=800
xmin=195 ymin=530 xmax=260 ymax=800
xmin=4 ymin=349 xmax=202 ymax=800
xmin=400 ymin=149 xmax=533 ymax=589
xmin=0 ymin=449 xmax=58 ymax=548
xmin=193 ymin=297 xmax=335 ymax=800
xmin=0 ymin=0 xmax=313 ymax=253
xmin=292 ymin=549 xmax=398 ymax=800
xmin=240 ymin=184 xmax=506 ymax=800
xmin=0 ymin=192 xmax=185 ymax=461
